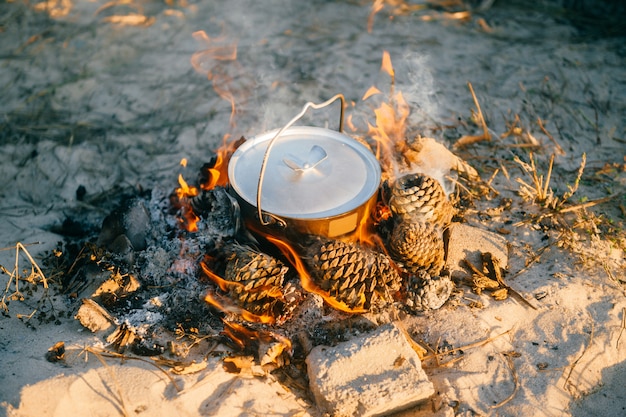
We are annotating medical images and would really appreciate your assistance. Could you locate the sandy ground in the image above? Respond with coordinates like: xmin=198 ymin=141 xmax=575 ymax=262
xmin=1 ymin=1 xmax=625 ymax=416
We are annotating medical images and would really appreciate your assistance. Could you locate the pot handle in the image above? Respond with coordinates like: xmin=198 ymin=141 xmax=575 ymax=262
xmin=256 ymin=94 xmax=346 ymax=226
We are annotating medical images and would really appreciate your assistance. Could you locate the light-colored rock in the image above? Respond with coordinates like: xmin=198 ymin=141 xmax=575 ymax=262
xmin=445 ymin=223 xmax=508 ymax=280
xmin=306 ymin=323 xmax=434 ymax=417
xmin=74 ymin=299 xmax=116 ymax=332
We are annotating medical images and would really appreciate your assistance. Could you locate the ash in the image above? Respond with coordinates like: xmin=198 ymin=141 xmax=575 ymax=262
xmin=59 ymin=179 xmax=397 ymax=360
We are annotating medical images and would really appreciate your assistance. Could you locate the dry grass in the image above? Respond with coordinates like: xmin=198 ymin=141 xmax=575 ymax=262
xmin=1 ymin=242 xmax=49 ymax=314
xmin=512 ymin=152 xmax=588 ymax=212
xmin=449 ymin=81 xmax=624 ymax=290
xmin=453 ymin=82 xmax=492 ymax=149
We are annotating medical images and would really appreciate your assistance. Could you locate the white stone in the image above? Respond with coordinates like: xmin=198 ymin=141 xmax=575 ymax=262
xmin=306 ymin=323 xmax=434 ymax=417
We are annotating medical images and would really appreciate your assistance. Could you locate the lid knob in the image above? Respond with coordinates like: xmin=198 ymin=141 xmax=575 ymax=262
xmin=282 ymin=145 xmax=327 ymax=173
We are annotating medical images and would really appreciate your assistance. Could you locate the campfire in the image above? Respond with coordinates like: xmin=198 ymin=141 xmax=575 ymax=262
xmin=58 ymin=50 xmax=481 ymax=413
xmin=169 ymin=73 xmax=461 ymax=320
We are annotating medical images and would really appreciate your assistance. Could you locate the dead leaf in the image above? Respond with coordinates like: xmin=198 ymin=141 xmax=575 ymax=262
xmin=46 ymin=341 xmax=66 ymax=363
xmin=172 ymin=360 xmax=208 ymax=375
xmin=491 ymin=288 xmax=509 ymax=301
xmin=223 ymin=355 xmax=265 ymax=377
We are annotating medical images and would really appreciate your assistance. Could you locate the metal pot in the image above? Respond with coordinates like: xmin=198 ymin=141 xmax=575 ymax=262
xmin=227 ymin=96 xmax=381 ymax=239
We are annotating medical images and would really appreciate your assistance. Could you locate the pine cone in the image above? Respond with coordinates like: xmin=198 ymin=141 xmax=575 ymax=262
xmin=404 ymin=271 xmax=453 ymax=312
xmin=389 ymin=173 xmax=454 ymax=228
xmin=221 ymin=245 xmax=297 ymax=322
xmin=305 ymin=238 xmax=401 ymax=311
xmin=388 ymin=221 xmax=445 ymax=276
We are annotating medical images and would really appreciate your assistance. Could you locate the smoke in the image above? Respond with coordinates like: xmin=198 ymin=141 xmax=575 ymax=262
xmin=401 ymin=52 xmax=442 ymax=129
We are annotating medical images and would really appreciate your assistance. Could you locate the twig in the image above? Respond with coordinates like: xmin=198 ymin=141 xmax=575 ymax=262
xmin=514 ymin=194 xmax=619 ymax=226
xmin=490 ymin=355 xmax=519 ymax=408
xmin=16 ymin=309 xmax=37 ymax=321
xmin=483 ymin=253 xmax=538 ymax=310
xmin=0 ymin=242 xmax=42 ymax=251
xmin=16 ymin=242 xmax=48 ymax=289
xmin=462 ymin=258 xmax=487 ymax=278
xmin=537 ymin=118 xmax=565 ymax=156
xmin=83 ymin=346 xmax=183 ymax=392
xmin=510 ymin=243 xmax=552 ymax=279
xmin=454 ymin=82 xmax=491 ymax=149
xmin=395 ymin=319 xmax=428 ymax=359
xmin=422 ymin=328 xmax=513 ymax=362
xmin=83 ymin=347 xmax=130 ymax=417
xmin=469 ymin=82 xmax=489 ymax=140
xmin=543 ymin=154 xmax=554 ymax=205
xmin=556 ymin=195 xmax=616 ymax=214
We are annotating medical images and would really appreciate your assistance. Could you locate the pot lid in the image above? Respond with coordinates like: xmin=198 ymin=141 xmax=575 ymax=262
xmin=228 ymin=126 xmax=381 ymax=219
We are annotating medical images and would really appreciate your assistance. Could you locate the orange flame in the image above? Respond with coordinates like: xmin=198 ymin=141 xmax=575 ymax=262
xmin=362 ymin=86 xmax=382 ymax=101
xmin=172 ymin=136 xmax=243 ymax=232
xmin=199 ymin=135 xmax=232 ymax=190
xmin=381 ymin=50 xmax=395 ymax=81
xmin=199 ymin=261 xmax=232 ymax=292
xmin=174 ymin=171 xmax=200 ymax=232
xmin=222 ymin=320 xmax=292 ymax=354
xmin=362 ymin=51 xmax=410 ymax=179
xmin=265 ymin=235 xmax=367 ymax=314
xmin=204 ymin=291 xmax=276 ymax=324
xmin=176 ymin=173 xmax=198 ymax=199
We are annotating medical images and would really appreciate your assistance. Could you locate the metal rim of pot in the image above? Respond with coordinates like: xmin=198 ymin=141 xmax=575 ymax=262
xmin=227 ymin=94 xmax=382 ymax=239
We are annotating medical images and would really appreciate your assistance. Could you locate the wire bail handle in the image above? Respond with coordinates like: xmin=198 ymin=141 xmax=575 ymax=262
xmin=256 ymin=94 xmax=346 ymax=226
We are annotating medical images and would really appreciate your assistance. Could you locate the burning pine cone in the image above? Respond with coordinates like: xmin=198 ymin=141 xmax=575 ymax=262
xmin=388 ymin=173 xmax=455 ymax=228
xmin=210 ymin=244 xmax=299 ymax=323
xmin=387 ymin=220 xmax=445 ymax=277
xmin=304 ymin=238 xmax=402 ymax=311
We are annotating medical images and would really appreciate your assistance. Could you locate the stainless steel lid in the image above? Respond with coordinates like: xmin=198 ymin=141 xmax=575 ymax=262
xmin=228 ymin=126 xmax=381 ymax=219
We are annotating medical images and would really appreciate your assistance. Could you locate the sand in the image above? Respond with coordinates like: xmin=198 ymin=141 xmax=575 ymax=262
xmin=1 ymin=1 xmax=625 ymax=416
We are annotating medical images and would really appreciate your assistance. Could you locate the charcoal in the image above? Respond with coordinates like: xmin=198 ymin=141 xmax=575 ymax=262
xmin=97 ymin=198 xmax=151 ymax=251
xmin=107 ymin=234 xmax=135 ymax=265
xmin=190 ymin=187 xmax=241 ymax=239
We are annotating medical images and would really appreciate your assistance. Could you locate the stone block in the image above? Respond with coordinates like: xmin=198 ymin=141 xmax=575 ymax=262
xmin=306 ymin=323 xmax=434 ymax=417
xmin=445 ymin=223 xmax=508 ymax=280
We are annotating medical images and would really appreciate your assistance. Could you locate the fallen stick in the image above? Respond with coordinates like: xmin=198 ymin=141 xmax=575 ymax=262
xmin=490 ymin=355 xmax=519 ymax=408
xmin=422 ymin=327 xmax=513 ymax=362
